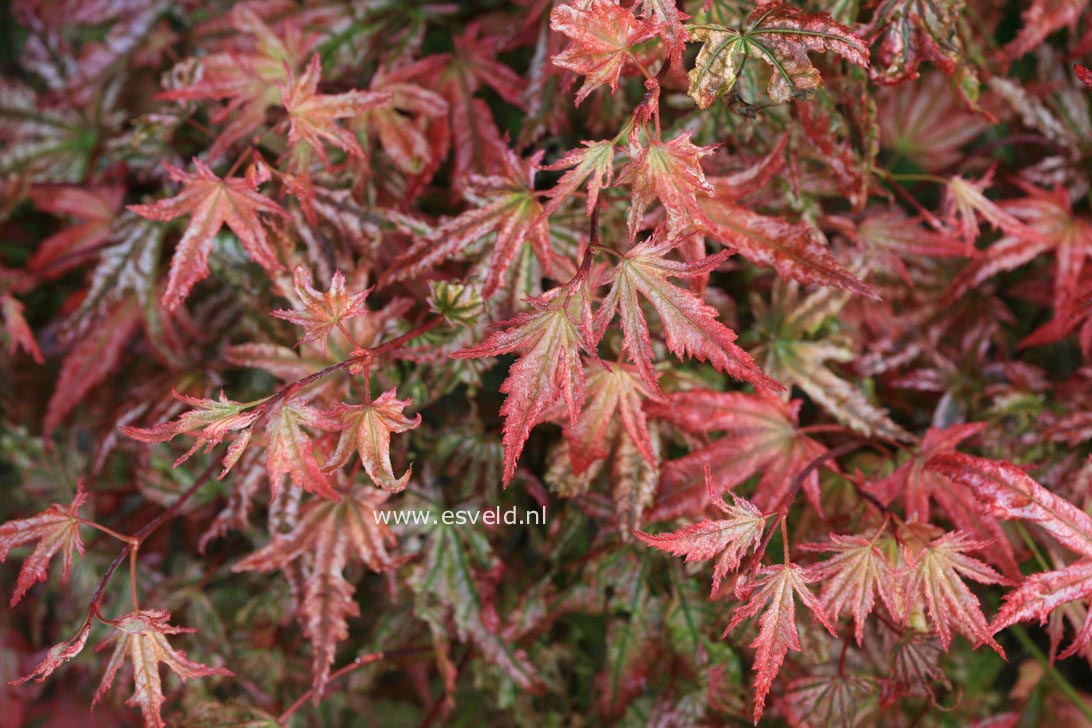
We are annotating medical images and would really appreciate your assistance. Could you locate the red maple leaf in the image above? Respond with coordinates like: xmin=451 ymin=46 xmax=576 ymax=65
xmin=272 ymin=266 xmax=371 ymax=355
xmin=0 ymin=482 xmax=87 ymax=606
xmin=382 ymin=147 xmax=551 ymax=297
xmin=233 ymin=486 xmax=405 ymax=694
xmin=323 ymin=389 xmax=421 ymax=492
xmin=649 ymin=389 xmax=826 ymax=518
xmin=27 ymin=185 xmax=124 ymax=278
xmin=636 ymin=473 xmax=767 ymax=596
xmin=927 ymin=452 xmax=1092 ymax=559
xmin=157 ymin=5 xmax=317 ymax=160
xmin=869 ymin=424 xmax=1020 ymax=577
xmin=279 ymin=54 xmax=391 ymax=167
xmin=991 ymin=559 xmax=1092 ymax=660
xmin=564 ymin=361 xmax=657 ymax=475
xmin=617 ymin=132 xmax=715 ymax=240
xmin=549 ymin=0 xmax=656 ymax=106
xmin=724 ymin=563 xmax=836 ymax=723
xmin=801 ymin=533 xmax=901 ymax=645
xmin=595 ymin=234 xmax=780 ymax=396
xmin=901 ymin=531 xmax=1009 ymax=654
xmin=94 ymin=609 xmax=231 ymax=728
xmin=129 ymin=161 xmax=288 ymax=310
xmin=453 ymin=292 xmax=590 ymax=486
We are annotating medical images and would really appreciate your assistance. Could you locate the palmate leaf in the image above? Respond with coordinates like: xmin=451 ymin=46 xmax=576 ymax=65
xmin=864 ymin=0 xmax=965 ymax=84
xmin=537 ymin=139 xmax=616 ymax=221
xmin=549 ymin=0 xmax=656 ymax=106
xmin=94 ymin=609 xmax=231 ymax=728
xmin=869 ymin=425 xmax=1020 ymax=577
xmin=323 ymin=389 xmax=421 ymax=492
xmin=453 ymin=292 xmax=589 ymax=486
xmin=123 ymin=390 xmax=262 ymax=476
xmin=927 ymin=452 xmax=1092 ymax=559
xmin=902 ymin=531 xmax=1009 ymax=654
xmin=687 ymin=4 xmax=868 ymax=108
xmin=636 ymin=473 xmax=766 ymax=596
xmin=564 ymin=361 xmax=657 ymax=475
xmin=157 ymin=5 xmax=317 ymax=161
xmin=233 ymin=486 xmax=405 ymax=694
xmin=381 ymin=147 xmax=550 ymax=297
xmin=272 ymin=266 xmax=371 ymax=355
xmin=801 ymin=534 xmax=900 ymax=645
xmin=129 ymin=160 xmax=288 ymax=310
xmin=279 ymin=54 xmax=391 ymax=167
xmin=0 ymin=482 xmax=86 ymax=606
xmin=648 ymin=389 xmax=826 ymax=517
xmin=595 ymin=234 xmax=780 ymax=396
xmin=945 ymin=184 xmax=1092 ymax=349
xmin=991 ymin=559 xmax=1092 ymax=660
xmin=698 ymin=196 xmax=875 ymax=297
xmin=724 ymin=563 xmax=836 ymax=723
xmin=617 ymin=132 xmax=715 ymax=241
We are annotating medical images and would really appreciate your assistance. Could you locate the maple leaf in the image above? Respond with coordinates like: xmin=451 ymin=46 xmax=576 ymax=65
xmin=93 ymin=609 xmax=231 ymax=728
xmin=782 ymin=674 xmax=873 ymax=728
xmin=129 ymin=161 xmax=288 ymax=310
xmin=0 ymin=482 xmax=86 ymax=606
xmin=902 ymin=532 xmax=1009 ymax=654
xmin=752 ymin=281 xmax=911 ymax=441
xmin=876 ymin=73 xmax=988 ymax=172
xmin=564 ymin=361 xmax=656 ymax=475
xmin=636 ymin=473 xmax=766 ymax=596
xmin=234 ymin=486 xmax=405 ymax=693
xmin=537 ymin=139 xmax=616 ymax=221
xmin=27 ymin=184 xmax=124 ymax=278
xmin=1 ymin=292 xmax=43 ymax=364
xmin=801 ymin=533 xmax=900 ymax=645
xmin=1004 ymin=0 xmax=1087 ymax=60
xmin=595 ymin=235 xmax=780 ymax=395
xmin=941 ymin=172 xmax=1037 ymax=253
xmin=864 ymin=0 xmax=964 ymax=84
xmin=44 ymin=299 xmax=143 ymax=436
xmin=453 ymin=294 xmax=589 ymax=486
xmin=356 ymin=62 xmax=449 ymax=179
xmin=122 ymin=390 xmax=262 ymax=476
xmin=648 ymin=389 xmax=826 ymax=516
xmin=616 ymin=132 xmax=715 ymax=240
xmin=272 ymin=266 xmax=370 ymax=355
xmin=945 ymin=184 xmax=1092 ymax=349
xmin=157 ymin=5 xmax=317 ymax=160
xmin=638 ymin=0 xmax=690 ymax=71
xmin=280 ymin=54 xmax=391 ymax=167
xmin=927 ymin=452 xmax=1092 ymax=559
xmin=868 ymin=424 xmax=1019 ymax=577
xmin=430 ymin=24 xmax=526 ymax=186
xmin=323 ymin=389 xmax=421 ymax=492
xmin=724 ymin=563 xmax=836 ymax=723
xmin=549 ymin=0 xmax=656 ymax=106
xmin=382 ymin=147 xmax=550 ymax=296
xmin=264 ymin=399 xmax=338 ymax=501
xmin=991 ymin=560 xmax=1092 ymax=660
xmin=9 ymin=619 xmax=91 ymax=685
xmin=698 ymin=196 xmax=874 ymax=297
xmin=687 ymin=4 xmax=868 ymax=108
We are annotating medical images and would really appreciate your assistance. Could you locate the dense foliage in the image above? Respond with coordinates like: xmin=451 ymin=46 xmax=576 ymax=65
xmin=1 ymin=0 xmax=1092 ymax=725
